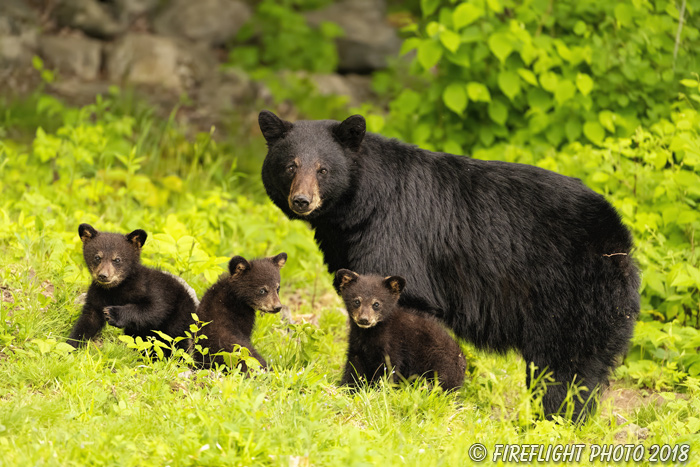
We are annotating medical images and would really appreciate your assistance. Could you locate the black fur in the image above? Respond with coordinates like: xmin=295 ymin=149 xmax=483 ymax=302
xmin=194 ymin=253 xmax=286 ymax=372
xmin=260 ymin=111 xmax=641 ymax=421
xmin=68 ymin=224 xmax=197 ymax=354
xmin=336 ymin=270 xmax=466 ymax=391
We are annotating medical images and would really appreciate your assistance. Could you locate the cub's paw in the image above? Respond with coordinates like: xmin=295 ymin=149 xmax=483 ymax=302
xmin=103 ymin=306 xmax=124 ymax=328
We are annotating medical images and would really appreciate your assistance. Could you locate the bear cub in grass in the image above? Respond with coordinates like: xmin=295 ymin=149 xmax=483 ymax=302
xmin=336 ymin=269 xmax=466 ymax=391
xmin=67 ymin=224 xmax=198 ymax=353
xmin=195 ymin=253 xmax=287 ymax=372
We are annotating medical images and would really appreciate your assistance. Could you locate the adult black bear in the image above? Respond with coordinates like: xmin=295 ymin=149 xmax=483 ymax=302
xmin=194 ymin=253 xmax=287 ymax=372
xmin=259 ymin=110 xmax=640 ymax=421
xmin=336 ymin=269 xmax=466 ymax=391
xmin=67 ymin=224 xmax=198 ymax=355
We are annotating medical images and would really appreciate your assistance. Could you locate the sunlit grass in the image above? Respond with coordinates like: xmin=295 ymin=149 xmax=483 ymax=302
xmin=1 ymin=93 xmax=699 ymax=466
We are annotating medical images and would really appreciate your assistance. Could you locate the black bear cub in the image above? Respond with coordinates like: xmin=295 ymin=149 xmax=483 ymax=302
xmin=194 ymin=253 xmax=287 ymax=372
xmin=67 ymin=224 xmax=197 ymax=354
xmin=336 ymin=269 xmax=466 ymax=391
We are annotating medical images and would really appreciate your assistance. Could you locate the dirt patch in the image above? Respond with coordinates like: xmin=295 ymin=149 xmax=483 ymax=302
xmin=602 ymin=386 xmax=667 ymax=415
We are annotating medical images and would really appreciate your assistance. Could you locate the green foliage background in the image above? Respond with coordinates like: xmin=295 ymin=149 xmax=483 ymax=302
xmin=1 ymin=0 xmax=700 ymax=464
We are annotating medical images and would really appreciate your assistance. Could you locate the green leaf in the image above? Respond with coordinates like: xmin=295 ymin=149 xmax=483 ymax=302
xmin=440 ymin=30 xmax=461 ymax=53
xmin=443 ymin=83 xmax=468 ymax=115
xmin=539 ymin=72 xmax=559 ymax=93
xmin=498 ymin=70 xmax=521 ymax=100
xmin=576 ymin=73 xmax=594 ymax=96
xmin=32 ymin=55 xmax=44 ymax=71
xmin=517 ymin=69 xmax=538 ymax=86
xmin=443 ymin=139 xmax=463 ymax=155
xmin=420 ymin=0 xmax=440 ymax=16
xmin=546 ymin=124 xmax=564 ymax=146
xmin=446 ymin=46 xmax=471 ymax=67
xmin=614 ymin=3 xmax=634 ymax=27
xmin=573 ymin=21 xmax=587 ymax=35
xmin=598 ymin=110 xmax=616 ymax=133
xmin=417 ymin=39 xmax=443 ymax=70
xmin=426 ymin=21 xmax=440 ymax=37
xmin=488 ymin=99 xmax=508 ymax=125
xmin=453 ymin=3 xmax=483 ymax=29
xmin=118 ymin=335 xmax=136 ymax=345
xmin=565 ymin=117 xmax=582 ymax=142
xmin=526 ymin=88 xmax=552 ymax=111
xmin=467 ymin=82 xmax=491 ymax=102
xmin=680 ymin=79 xmax=700 ymax=90
xmin=487 ymin=0 xmax=503 ymax=13
xmin=366 ymin=114 xmax=385 ymax=132
xmin=488 ymin=32 xmax=513 ymax=63
xmin=480 ymin=126 xmax=495 ymax=146
xmin=399 ymin=37 xmax=422 ymax=56
xmin=583 ymin=121 xmax=605 ymax=145
xmin=554 ymin=80 xmax=576 ymax=105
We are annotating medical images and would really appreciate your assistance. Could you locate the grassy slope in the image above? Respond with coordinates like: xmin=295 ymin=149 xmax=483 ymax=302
xmin=0 ymin=96 xmax=699 ymax=466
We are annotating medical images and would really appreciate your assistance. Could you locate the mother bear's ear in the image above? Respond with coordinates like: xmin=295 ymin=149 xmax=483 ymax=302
xmin=333 ymin=115 xmax=366 ymax=151
xmin=259 ymin=110 xmax=293 ymax=145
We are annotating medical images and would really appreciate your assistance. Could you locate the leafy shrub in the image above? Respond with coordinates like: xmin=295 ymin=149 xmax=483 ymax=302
xmin=229 ymin=0 xmax=342 ymax=72
xmin=369 ymin=0 xmax=700 ymax=153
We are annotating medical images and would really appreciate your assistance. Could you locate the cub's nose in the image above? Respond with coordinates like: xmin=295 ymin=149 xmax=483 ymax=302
xmin=98 ymin=273 xmax=108 ymax=282
xmin=292 ymin=195 xmax=310 ymax=211
xmin=272 ymin=305 xmax=283 ymax=313
xmin=357 ymin=317 xmax=370 ymax=326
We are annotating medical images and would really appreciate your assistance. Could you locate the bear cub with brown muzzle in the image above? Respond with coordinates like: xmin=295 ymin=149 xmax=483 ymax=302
xmin=67 ymin=224 xmax=198 ymax=354
xmin=336 ymin=270 xmax=466 ymax=391
xmin=194 ymin=253 xmax=287 ymax=373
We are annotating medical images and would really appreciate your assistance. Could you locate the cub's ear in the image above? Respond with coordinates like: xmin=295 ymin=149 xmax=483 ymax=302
xmin=383 ymin=276 xmax=406 ymax=296
xmin=334 ymin=269 xmax=360 ymax=291
xmin=78 ymin=223 xmax=99 ymax=243
xmin=126 ymin=229 xmax=147 ymax=249
xmin=259 ymin=110 xmax=293 ymax=145
xmin=271 ymin=252 xmax=287 ymax=269
xmin=229 ymin=256 xmax=251 ymax=278
xmin=333 ymin=115 xmax=366 ymax=151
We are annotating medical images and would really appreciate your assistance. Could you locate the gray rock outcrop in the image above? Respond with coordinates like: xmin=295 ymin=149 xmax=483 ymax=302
xmin=153 ymin=0 xmax=252 ymax=46
xmin=306 ymin=0 xmax=400 ymax=73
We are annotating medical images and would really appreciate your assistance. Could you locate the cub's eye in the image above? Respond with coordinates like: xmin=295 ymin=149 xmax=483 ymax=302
xmin=317 ymin=168 xmax=328 ymax=175
xmin=259 ymin=288 xmax=267 ymax=295
xmin=94 ymin=255 xmax=101 ymax=263
xmin=113 ymin=258 xmax=121 ymax=264
xmin=276 ymin=286 xmax=280 ymax=293
xmin=352 ymin=299 xmax=361 ymax=307
xmin=372 ymin=302 xmax=380 ymax=310
xmin=286 ymin=164 xmax=297 ymax=174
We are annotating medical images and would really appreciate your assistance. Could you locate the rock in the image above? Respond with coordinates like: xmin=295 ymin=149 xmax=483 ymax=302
xmin=153 ymin=0 xmax=252 ymax=46
xmin=106 ymin=33 xmax=216 ymax=92
xmin=39 ymin=35 xmax=102 ymax=81
xmin=0 ymin=0 xmax=39 ymax=67
xmin=612 ymin=413 xmax=650 ymax=442
xmin=54 ymin=0 xmax=125 ymax=39
xmin=306 ymin=0 xmax=401 ymax=73
xmin=198 ymin=67 xmax=258 ymax=115
xmin=114 ymin=0 xmax=160 ymax=19
xmin=0 ymin=0 xmax=39 ymax=36
xmin=309 ymin=73 xmax=374 ymax=106
xmin=0 ymin=34 xmax=37 ymax=67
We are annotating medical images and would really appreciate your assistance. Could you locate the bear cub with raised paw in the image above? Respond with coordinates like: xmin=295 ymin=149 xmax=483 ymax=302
xmin=336 ymin=269 xmax=466 ymax=391
xmin=194 ymin=253 xmax=287 ymax=372
xmin=67 ymin=224 xmax=198 ymax=353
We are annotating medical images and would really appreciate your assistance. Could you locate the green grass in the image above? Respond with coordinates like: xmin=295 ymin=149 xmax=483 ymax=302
xmin=1 ymin=93 xmax=699 ymax=466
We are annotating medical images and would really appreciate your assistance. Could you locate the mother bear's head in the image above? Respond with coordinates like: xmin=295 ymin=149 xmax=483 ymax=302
xmin=258 ymin=110 xmax=366 ymax=219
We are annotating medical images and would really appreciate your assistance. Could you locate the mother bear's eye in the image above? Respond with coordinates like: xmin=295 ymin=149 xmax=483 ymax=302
xmin=286 ymin=164 xmax=296 ymax=174
xmin=318 ymin=168 xmax=328 ymax=175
